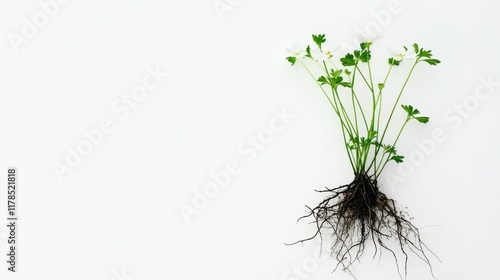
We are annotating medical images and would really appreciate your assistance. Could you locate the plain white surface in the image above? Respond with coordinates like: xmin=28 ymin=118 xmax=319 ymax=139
xmin=0 ymin=0 xmax=499 ymax=279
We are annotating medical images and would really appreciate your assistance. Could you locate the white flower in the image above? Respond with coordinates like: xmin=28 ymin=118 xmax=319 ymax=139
xmin=286 ymin=42 xmax=307 ymax=58
xmin=311 ymin=42 xmax=341 ymax=61
xmin=386 ymin=46 xmax=416 ymax=60
xmin=353 ymin=31 xmax=382 ymax=44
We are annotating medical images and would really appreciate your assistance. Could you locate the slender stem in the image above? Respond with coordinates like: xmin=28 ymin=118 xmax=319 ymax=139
xmin=361 ymin=58 xmax=376 ymax=172
xmin=298 ymin=60 xmax=338 ymax=115
xmin=355 ymin=65 xmax=373 ymax=93
xmin=367 ymin=64 xmax=394 ymax=173
xmin=370 ymin=60 xmax=419 ymax=175
xmin=375 ymin=65 xmax=394 ymax=133
xmin=349 ymin=66 xmax=369 ymax=132
xmin=380 ymin=60 xmax=418 ymax=144
xmin=375 ymin=117 xmax=409 ymax=179
xmin=354 ymin=96 xmax=369 ymax=132
xmin=350 ymin=66 xmax=361 ymax=171
xmin=298 ymin=59 xmax=357 ymax=171
xmin=367 ymin=59 xmax=375 ymax=94
xmin=340 ymin=121 xmax=356 ymax=171
xmin=367 ymin=58 xmax=376 ymax=130
xmin=321 ymin=61 xmax=357 ymax=138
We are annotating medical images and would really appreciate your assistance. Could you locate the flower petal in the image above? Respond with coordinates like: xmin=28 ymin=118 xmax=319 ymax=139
xmin=353 ymin=31 xmax=383 ymax=43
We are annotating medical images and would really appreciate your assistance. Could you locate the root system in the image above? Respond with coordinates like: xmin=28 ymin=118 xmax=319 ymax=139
xmin=288 ymin=173 xmax=439 ymax=279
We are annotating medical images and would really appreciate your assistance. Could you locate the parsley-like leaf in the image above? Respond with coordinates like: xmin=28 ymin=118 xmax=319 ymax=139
xmin=360 ymin=42 xmax=372 ymax=50
xmin=286 ymin=56 xmax=297 ymax=66
xmin=305 ymin=45 xmax=312 ymax=58
xmin=419 ymin=49 xmax=432 ymax=58
xmin=413 ymin=43 xmax=419 ymax=54
xmin=422 ymin=59 xmax=441 ymax=65
xmin=312 ymin=34 xmax=326 ymax=49
xmin=414 ymin=116 xmax=430 ymax=123
xmin=383 ymin=144 xmax=396 ymax=155
xmin=317 ymin=76 xmax=329 ymax=86
xmin=391 ymin=155 xmax=404 ymax=163
xmin=340 ymin=53 xmax=356 ymax=66
xmin=339 ymin=82 xmax=352 ymax=88
xmin=358 ymin=49 xmax=371 ymax=62
xmin=388 ymin=57 xmax=400 ymax=66
xmin=401 ymin=105 xmax=414 ymax=115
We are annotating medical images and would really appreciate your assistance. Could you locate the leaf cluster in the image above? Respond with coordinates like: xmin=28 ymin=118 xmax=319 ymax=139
xmin=401 ymin=104 xmax=429 ymax=123
xmin=318 ymin=70 xmax=352 ymax=89
xmin=285 ymin=34 xmax=440 ymax=176
xmin=340 ymin=42 xmax=372 ymax=66
xmin=413 ymin=43 xmax=441 ymax=65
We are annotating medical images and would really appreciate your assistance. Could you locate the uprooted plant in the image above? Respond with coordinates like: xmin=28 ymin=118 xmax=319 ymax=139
xmin=285 ymin=35 xmax=441 ymax=279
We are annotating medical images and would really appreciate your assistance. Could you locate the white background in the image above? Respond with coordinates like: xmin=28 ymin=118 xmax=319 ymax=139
xmin=0 ymin=0 xmax=499 ymax=279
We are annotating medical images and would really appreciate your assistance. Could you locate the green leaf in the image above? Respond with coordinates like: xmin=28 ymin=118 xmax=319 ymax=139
xmin=360 ymin=42 xmax=372 ymax=50
xmin=401 ymin=104 xmax=414 ymax=115
xmin=367 ymin=130 xmax=377 ymax=140
xmin=414 ymin=116 xmax=430 ymax=123
xmin=413 ymin=43 xmax=419 ymax=54
xmin=348 ymin=136 xmax=360 ymax=150
xmin=418 ymin=49 xmax=432 ymax=58
xmin=390 ymin=155 xmax=404 ymax=163
xmin=317 ymin=76 xmax=329 ymax=86
xmin=402 ymin=104 xmax=429 ymax=122
xmin=305 ymin=45 xmax=312 ymax=58
xmin=358 ymin=49 xmax=371 ymax=62
xmin=340 ymin=53 xmax=356 ymax=66
xmin=421 ymin=58 xmax=441 ymax=65
xmin=401 ymin=105 xmax=420 ymax=116
xmin=383 ymin=144 xmax=396 ymax=155
xmin=388 ymin=57 xmax=400 ymax=66
xmin=378 ymin=83 xmax=385 ymax=90
xmin=319 ymin=71 xmax=349 ymax=89
xmin=312 ymin=34 xmax=326 ymax=49
xmin=360 ymin=137 xmax=372 ymax=148
xmin=330 ymin=69 xmax=342 ymax=78
xmin=326 ymin=75 xmax=346 ymax=89
xmin=286 ymin=56 xmax=297 ymax=65
xmin=372 ymin=141 xmax=382 ymax=148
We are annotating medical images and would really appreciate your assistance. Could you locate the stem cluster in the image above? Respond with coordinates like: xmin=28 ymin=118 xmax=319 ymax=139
xmin=287 ymin=37 xmax=440 ymax=178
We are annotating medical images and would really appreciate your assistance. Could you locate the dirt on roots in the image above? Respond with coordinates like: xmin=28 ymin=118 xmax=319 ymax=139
xmin=288 ymin=173 xmax=439 ymax=279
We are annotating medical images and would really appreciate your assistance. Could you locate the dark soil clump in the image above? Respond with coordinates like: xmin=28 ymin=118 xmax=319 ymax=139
xmin=288 ymin=173 xmax=438 ymax=279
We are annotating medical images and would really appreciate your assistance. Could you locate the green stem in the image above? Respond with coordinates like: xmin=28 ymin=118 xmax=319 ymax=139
xmin=350 ymin=66 xmax=361 ymax=171
xmin=367 ymin=64 xmax=394 ymax=174
xmin=375 ymin=117 xmax=409 ymax=179
xmin=322 ymin=61 xmax=357 ymax=141
xmin=298 ymin=59 xmax=357 ymax=171
xmin=355 ymin=65 xmax=373 ymax=93
xmin=370 ymin=60 xmax=419 ymax=175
